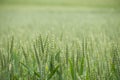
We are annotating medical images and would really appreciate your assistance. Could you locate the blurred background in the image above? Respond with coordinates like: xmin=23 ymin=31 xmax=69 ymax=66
xmin=0 ymin=0 xmax=120 ymax=43
xmin=0 ymin=0 xmax=120 ymax=7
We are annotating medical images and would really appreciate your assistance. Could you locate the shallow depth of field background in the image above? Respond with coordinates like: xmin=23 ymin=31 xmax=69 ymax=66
xmin=0 ymin=0 xmax=120 ymax=41
xmin=0 ymin=0 xmax=120 ymax=80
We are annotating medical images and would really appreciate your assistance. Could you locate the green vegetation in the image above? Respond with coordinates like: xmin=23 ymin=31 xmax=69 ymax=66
xmin=0 ymin=0 xmax=120 ymax=7
xmin=0 ymin=0 xmax=120 ymax=80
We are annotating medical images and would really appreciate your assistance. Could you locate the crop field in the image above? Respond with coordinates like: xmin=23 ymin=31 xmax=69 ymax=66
xmin=0 ymin=2 xmax=120 ymax=80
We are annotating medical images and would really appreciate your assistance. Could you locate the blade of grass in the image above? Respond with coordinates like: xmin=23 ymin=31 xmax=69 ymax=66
xmin=47 ymin=65 xmax=60 ymax=80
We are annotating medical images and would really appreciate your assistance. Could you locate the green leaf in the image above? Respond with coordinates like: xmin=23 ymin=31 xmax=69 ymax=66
xmin=34 ymin=71 xmax=41 ymax=78
xmin=47 ymin=65 xmax=60 ymax=80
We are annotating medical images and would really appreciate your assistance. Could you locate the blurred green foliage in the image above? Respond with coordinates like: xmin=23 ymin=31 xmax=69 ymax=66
xmin=0 ymin=0 xmax=120 ymax=7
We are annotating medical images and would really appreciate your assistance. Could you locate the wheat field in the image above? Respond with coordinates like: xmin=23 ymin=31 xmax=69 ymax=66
xmin=0 ymin=1 xmax=120 ymax=80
